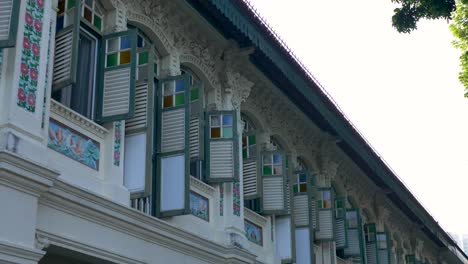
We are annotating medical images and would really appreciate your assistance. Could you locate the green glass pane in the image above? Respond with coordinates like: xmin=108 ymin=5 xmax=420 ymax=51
xmin=190 ymin=88 xmax=199 ymax=101
xmin=138 ymin=52 xmax=149 ymax=65
xmin=106 ymin=53 xmax=118 ymax=67
xmin=67 ymin=0 xmax=76 ymax=9
xmin=317 ymin=200 xmax=323 ymax=209
xmin=242 ymin=149 xmax=247 ymax=159
xmin=248 ymin=135 xmax=256 ymax=145
xmin=175 ymin=93 xmax=185 ymax=106
xmin=293 ymin=185 xmax=299 ymax=193
xmin=263 ymin=166 xmax=272 ymax=176
xmin=222 ymin=127 xmax=233 ymax=138
xmin=154 ymin=63 xmax=158 ymax=74
xmin=93 ymin=15 xmax=102 ymax=30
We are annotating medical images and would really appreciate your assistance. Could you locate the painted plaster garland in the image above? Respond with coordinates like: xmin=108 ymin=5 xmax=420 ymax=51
xmin=113 ymin=121 xmax=122 ymax=166
xmin=18 ymin=0 xmax=45 ymax=113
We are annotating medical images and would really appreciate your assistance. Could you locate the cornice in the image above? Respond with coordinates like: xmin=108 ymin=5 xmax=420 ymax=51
xmin=39 ymin=179 xmax=258 ymax=264
xmin=0 ymin=239 xmax=45 ymax=262
xmin=0 ymin=151 xmax=59 ymax=197
xmin=50 ymin=100 xmax=108 ymax=139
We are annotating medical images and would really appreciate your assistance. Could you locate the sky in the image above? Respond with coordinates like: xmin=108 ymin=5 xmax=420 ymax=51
xmin=248 ymin=0 xmax=468 ymax=234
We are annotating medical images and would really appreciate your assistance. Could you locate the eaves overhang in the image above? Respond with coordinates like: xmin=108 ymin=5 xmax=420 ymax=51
xmin=185 ymin=0 xmax=468 ymax=262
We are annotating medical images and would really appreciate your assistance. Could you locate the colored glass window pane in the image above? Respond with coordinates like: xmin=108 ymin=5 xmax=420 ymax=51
xmin=222 ymin=127 xmax=233 ymax=138
xmin=84 ymin=7 xmax=92 ymax=22
xmin=322 ymin=191 xmax=331 ymax=200
xmin=293 ymin=185 xmax=299 ymax=193
xmin=120 ymin=50 xmax=131 ymax=65
xmin=175 ymin=80 xmax=185 ymax=92
xmin=243 ymin=149 xmax=247 ymax=159
xmin=85 ymin=0 xmax=92 ymax=6
xmin=137 ymin=35 xmax=144 ymax=48
xmin=120 ymin=36 xmax=131 ymax=49
xmin=242 ymin=136 xmax=247 ymax=147
xmin=263 ymin=166 xmax=272 ymax=176
xmin=273 ymin=154 xmax=282 ymax=164
xmin=58 ymin=0 xmax=65 ymax=14
xmin=317 ymin=200 xmax=323 ymax=209
xmin=299 ymin=174 xmax=306 ymax=183
xmin=138 ymin=52 xmax=148 ymax=65
xmin=163 ymin=96 xmax=173 ymax=108
xmin=154 ymin=63 xmax=158 ymax=74
xmin=106 ymin=53 xmax=118 ymax=67
xmin=210 ymin=115 xmax=220 ymax=126
xmin=263 ymin=155 xmax=271 ymax=165
xmin=211 ymin=127 xmax=221 ymax=138
xmin=223 ymin=115 xmax=233 ymax=126
xmin=67 ymin=0 xmax=76 ymax=9
xmin=299 ymin=184 xmax=307 ymax=192
xmin=107 ymin=38 xmax=118 ymax=53
xmin=93 ymin=15 xmax=102 ymax=30
xmin=248 ymin=135 xmax=256 ymax=145
xmin=163 ymin=83 xmax=173 ymax=95
xmin=175 ymin=93 xmax=185 ymax=106
xmin=56 ymin=16 xmax=64 ymax=31
xmin=190 ymin=88 xmax=199 ymax=101
xmin=273 ymin=165 xmax=282 ymax=175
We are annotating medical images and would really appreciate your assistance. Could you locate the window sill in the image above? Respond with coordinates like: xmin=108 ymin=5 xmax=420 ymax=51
xmin=50 ymin=99 xmax=108 ymax=139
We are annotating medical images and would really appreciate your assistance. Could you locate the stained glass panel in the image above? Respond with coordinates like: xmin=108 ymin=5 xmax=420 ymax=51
xmin=120 ymin=36 xmax=131 ymax=49
xmin=106 ymin=53 xmax=118 ymax=67
xmin=211 ymin=127 xmax=221 ymax=138
xmin=222 ymin=127 xmax=232 ymax=138
xmin=175 ymin=93 xmax=185 ymax=106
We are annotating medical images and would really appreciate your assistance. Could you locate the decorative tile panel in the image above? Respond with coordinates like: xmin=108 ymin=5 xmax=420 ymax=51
xmin=233 ymin=181 xmax=241 ymax=216
xmin=245 ymin=219 xmax=263 ymax=246
xmin=48 ymin=118 xmax=100 ymax=170
xmin=190 ymin=191 xmax=209 ymax=221
xmin=17 ymin=0 xmax=45 ymax=112
xmin=219 ymin=183 xmax=224 ymax=216
xmin=113 ymin=121 xmax=122 ymax=166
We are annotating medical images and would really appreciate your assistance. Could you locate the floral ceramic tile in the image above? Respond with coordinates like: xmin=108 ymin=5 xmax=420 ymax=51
xmin=190 ymin=191 xmax=209 ymax=221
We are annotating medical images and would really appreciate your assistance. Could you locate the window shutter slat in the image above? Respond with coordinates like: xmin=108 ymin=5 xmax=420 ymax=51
xmin=378 ymin=250 xmax=389 ymax=264
xmin=335 ymin=218 xmax=346 ymax=248
xmin=344 ymin=229 xmax=361 ymax=256
xmin=311 ymin=197 xmax=317 ymax=229
xmin=96 ymin=29 xmax=137 ymax=122
xmin=125 ymin=83 xmax=148 ymax=132
xmin=205 ymin=111 xmax=238 ymax=182
xmin=243 ymin=159 xmax=258 ymax=197
xmin=316 ymin=210 xmax=333 ymax=240
xmin=0 ymin=0 xmax=19 ymax=48
xmin=189 ymin=116 xmax=200 ymax=158
xmin=366 ymin=243 xmax=378 ymax=264
xmin=155 ymin=75 xmax=191 ymax=217
xmin=52 ymin=1 xmax=81 ymax=90
xmin=293 ymin=195 xmax=309 ymax=226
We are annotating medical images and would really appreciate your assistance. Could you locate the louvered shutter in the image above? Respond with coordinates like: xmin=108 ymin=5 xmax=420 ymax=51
xmin=0 ymin=0 xmax=19 ymax=48
xmin=377 ymin=232 xmax=391 ymax=264
xmin=205 ymin=111 xmax=238 ymax=182
xmin=154 ymin=75 xmax=190 ymax=217
xmin=315 ymin=188 xmax=334 ymax=240
xmin=365 ymin=224 xmax=378 ymax=264
xmin=344 ymin=209 xmax=364 ymax=259
xmin=189 ymin=81 xmax=204 ymax=180
xmin=261 ymin=150 xmax=287 ymax=214
xmin=243 ymin=131 xmax=258 ymax=199
xmin=95 ymin=29 xmax=137 ymax=122
xmin=335 ymin=196 xmax=347 ymax=249
xmin=52 ymin=0 xmax=81 ymax=90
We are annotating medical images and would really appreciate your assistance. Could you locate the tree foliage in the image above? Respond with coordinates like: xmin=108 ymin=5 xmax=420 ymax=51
xmin=391 ymin=0 xmax=455 ymax=33
xmin=450 ymin=0 xmax=468 ymax=96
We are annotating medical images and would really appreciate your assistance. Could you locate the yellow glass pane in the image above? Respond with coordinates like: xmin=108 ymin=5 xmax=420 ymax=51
xmin=120 ymin=50 xmax=131 ymax=65
xmin=211 ymin=127 xmax=221 ymax=138
xmin=163 ymin=96 xmax=173 ymax=108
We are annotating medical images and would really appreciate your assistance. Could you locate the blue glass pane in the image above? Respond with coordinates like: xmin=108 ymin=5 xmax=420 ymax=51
xmin=56 ymin=16 xmax=64 ymax=32
xmin=175 ymin=80 xmax=185 ymax=92
xmin=322 ymin=190 xmax=331 ymax=200
xmin=120 ymin=36 xmax=131 ymax=50
xmin=137 ymin=35 xmax=143 ymax=48
xmin=222 ymin=114 xmax=233 ymax=126
xmin=273 ymin=153 xmax=282 ymax=164
xmin=299 ymin=174 xmax=306 ymax=183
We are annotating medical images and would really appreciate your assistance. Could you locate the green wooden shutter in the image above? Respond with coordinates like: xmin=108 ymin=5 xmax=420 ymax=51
xmin=0 ymin=0 xmax=19 ymax=48
xmin=189 ymin=81 xmax=204 ymax=179
xmin=52 ymin=0 xmax=81 ymax=90
xmin=365 ymin=223 xmax=379 ymax=264
xmin=95 ymin=29 xmax=137 ymax=122
xmin=124 ymin=43 xmax=156 ymax=199
xmin=243 ymin=132 xmax=259 ymax=199
xmin=205 ymin=111 xmax=238 ymax=182
xmin=377 ymin=232 xmax=391 ymax=264
xmin=335 ymin=196 xmax=347 ymax=249
xmin=154 ymin=74 xmax=191 ymax=217
xmin=316 ymin=188 xmax=334 ymax=240
xmin=344 ymin=209 xmax=364 ymax=260
xmin=260 ymin=150 xmax=287 ymax=214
